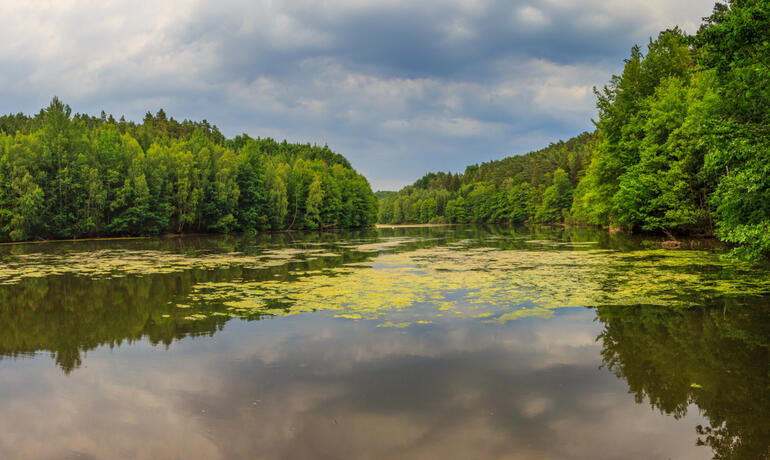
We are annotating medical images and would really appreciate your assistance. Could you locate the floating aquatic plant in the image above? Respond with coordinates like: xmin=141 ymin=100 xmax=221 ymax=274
xmin=2 ymin=234 xmax=769 ymax=328
xmin=0 ymin=247 xmax=344 ymax=285
xmin=181 ymin=240 xmax=770 ymax=326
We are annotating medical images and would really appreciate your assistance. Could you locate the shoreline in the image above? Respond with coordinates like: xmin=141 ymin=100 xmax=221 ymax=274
xmin=376 ymin=223 xmax=460 ymax=229
xmin=0 ymin=226 xmax=377 ymax=247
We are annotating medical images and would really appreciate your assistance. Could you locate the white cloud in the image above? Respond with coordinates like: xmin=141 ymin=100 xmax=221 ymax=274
xmin=0 ymin=0 xmax=717 ymax=190
xmin=517 ymin=5 xmax=550 ymax=26
xmin=381 ymin=116 xmax=504 ymax=137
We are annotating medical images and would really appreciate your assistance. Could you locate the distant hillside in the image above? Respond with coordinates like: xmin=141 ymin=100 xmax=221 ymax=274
xmin=378 ymin=132 xmax=594 ymax=225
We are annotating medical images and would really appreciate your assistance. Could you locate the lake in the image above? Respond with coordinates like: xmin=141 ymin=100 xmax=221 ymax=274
xmin=0 ymin=225 xmax=768 ymax=459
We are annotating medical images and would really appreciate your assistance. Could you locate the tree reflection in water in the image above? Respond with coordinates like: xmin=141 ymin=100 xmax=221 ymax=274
xmin=597 ymin=302 xmax=770 ymax=459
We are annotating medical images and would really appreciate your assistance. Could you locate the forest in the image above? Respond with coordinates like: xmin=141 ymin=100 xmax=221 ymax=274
xmin=378 ymin=132 xmax=594 ymax=227
xmin=0 ymin=100 xmax=378 ymax=242
xmin=378 ymin=1 xmax=770 ymax=260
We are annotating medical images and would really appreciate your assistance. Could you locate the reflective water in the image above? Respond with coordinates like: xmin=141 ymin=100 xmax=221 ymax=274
xmin=0 ymin=225 xmax=768 ymax=459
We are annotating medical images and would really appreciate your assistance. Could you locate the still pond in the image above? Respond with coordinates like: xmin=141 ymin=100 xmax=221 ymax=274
xmin=0 ymin=225 xmax=768 ymax=459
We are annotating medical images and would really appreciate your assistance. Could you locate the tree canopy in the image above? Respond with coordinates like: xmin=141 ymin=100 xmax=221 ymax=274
xmin=0 ymin=99 xmax=377 ymax=241
xmin=378 ymin=133 xmax=594 ymax=226
xmin=379 ymin=1 xmax=770 ymax=260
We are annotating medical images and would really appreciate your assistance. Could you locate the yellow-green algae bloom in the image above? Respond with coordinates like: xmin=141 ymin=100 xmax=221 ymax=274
xmin=3 ymin=235 xmax=768 ymax=327
xmin=183 ymin=242 xmax=770 ymax=326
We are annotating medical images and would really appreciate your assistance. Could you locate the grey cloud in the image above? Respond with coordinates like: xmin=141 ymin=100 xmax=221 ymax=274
xmin=182 ymin=0 xmax=704 ymax=82
xmin=0 ymin=0 xmax=717 ymax=189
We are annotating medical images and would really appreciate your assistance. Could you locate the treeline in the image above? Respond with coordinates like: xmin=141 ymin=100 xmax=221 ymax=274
xmin=380 ymin=1 xmax=770 ymax=259
xmin=0 ymin=98 xmax=377 ymax=241
xmin=378 ymin=132 xmax=594 ymax=225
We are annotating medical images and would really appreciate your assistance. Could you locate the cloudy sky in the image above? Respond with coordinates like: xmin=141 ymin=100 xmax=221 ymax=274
xmin=0 ymin=0 xmax=716 ymax=190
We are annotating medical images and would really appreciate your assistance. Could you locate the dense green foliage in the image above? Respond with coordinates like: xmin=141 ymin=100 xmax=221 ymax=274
xmin=574 ymin=0 xmax=770 ymax=259
xmin=380 ymin=1 xmax=770 ymax=259
xmin=0 ymin=99 xmax=377 ymax=241
xmin=378 ymin=133 xmax=594 ymax=225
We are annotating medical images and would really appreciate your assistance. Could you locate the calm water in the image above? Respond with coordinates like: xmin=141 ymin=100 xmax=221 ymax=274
xmin=0 ymin=225 xmax=768 ymax=459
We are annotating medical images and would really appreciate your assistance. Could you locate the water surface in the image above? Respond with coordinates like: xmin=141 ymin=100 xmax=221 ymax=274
xmin=0 ymin=225 xmax=768 ymax=459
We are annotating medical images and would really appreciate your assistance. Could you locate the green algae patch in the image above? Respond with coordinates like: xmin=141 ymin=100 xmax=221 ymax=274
xmin=495 ymin=307 xmax=555 ymax=323
xmin=179 ymin=239 xmax=770 ymax=327
xmin=184 ymin=314 xmax=208 ymax=321
xmin=0 ymin=247 xmax=344 ymax=285
xmin=377 ymin=321 xmax=412 ymax=328
xmin=3 ymin=233 xmax=770 ymax=330
xmin=334 ymin=313 xmax=363 ymax=320
xmin=340 ymin=237 xmax=424 ymax=252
